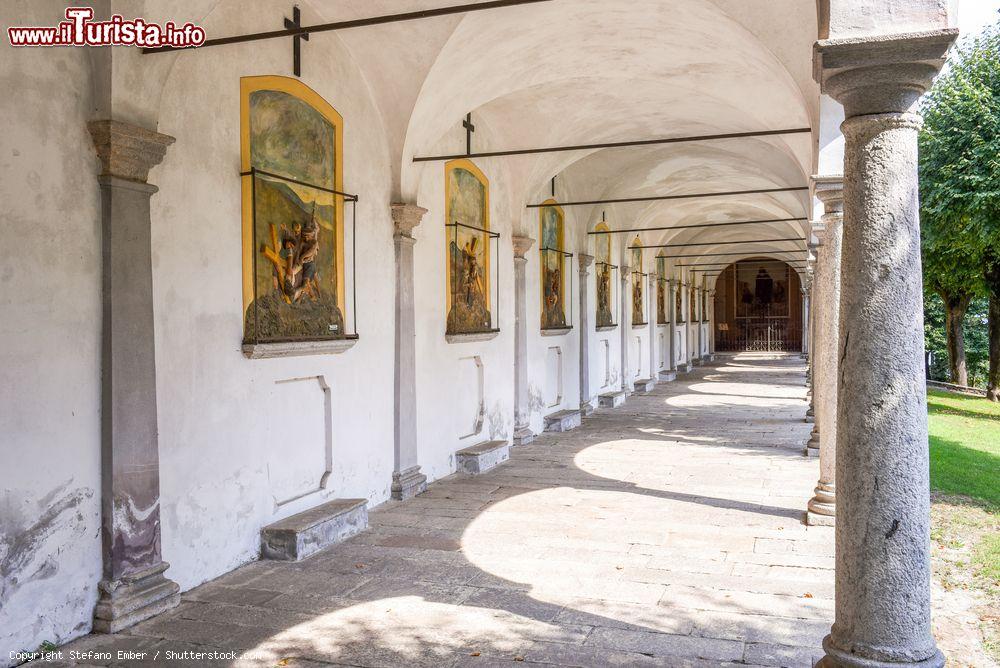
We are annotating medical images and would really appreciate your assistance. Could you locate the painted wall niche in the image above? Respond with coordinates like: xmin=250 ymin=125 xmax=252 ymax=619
xmin=445 ymin=159 xmax=496 ymax=336
xmin=240 ymin=76 xmax=348 ymax=347
xmin=594 ymin=222 xmax=615 ymax=328
xmin=539 ymin=200 xmax=569 ymax=330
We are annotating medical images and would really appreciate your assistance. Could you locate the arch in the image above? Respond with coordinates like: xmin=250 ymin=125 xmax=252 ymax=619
xmin=239 ymin=75 xmax=346 ymax=342
xmin=539 ymin=199 xmax=567 ymax=329
xmin=713 ymin=257 xmax=804 ymax=351
xmin=444 ymin=158 xmax=493 ymax=334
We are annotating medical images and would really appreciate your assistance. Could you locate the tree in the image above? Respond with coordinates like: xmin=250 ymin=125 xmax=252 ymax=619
xmin=920 ymin=22 xmax=1000 ymax=399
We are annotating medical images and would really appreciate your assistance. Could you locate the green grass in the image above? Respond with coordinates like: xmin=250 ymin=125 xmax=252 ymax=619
xmin=927 ymin=389 xmax=1000 ymax=662
xmin=927 ymin=389 xmax=1000 ymax=506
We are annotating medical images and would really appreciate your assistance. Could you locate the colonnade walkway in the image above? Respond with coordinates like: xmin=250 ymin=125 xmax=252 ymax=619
xmin=64 ymin=353 xmax=833 ymax=667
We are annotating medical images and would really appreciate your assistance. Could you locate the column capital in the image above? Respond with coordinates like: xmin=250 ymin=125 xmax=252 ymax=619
xmin=813 ymin=29 xmax=956 ymax=117
xmin=578 ymin=253 xmax=594 ymax=272
xmin=88 ymin=120 xmax=175 ymax=183
xmin=512 ymin=235 xmax=535 ymax=259
xmin=390 ymin=203 xmax=428 ymax=238
xmin=812 ymin=175 xmax=844 ymax=215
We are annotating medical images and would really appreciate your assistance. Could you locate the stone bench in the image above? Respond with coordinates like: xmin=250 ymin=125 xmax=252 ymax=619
xmin=544 ymin=409 xmax=582 ymax=432
xmin=261 ymin=498 xmax=368 ymax=561
xmin=658 ymin=370 xmax=677 ymax=382
xmin=456 ymin=440 xmax=510 ymax=474
xmin=677 ymin=362 xmax=693 ymax=373
xmin=598 ymin=391 xmax=626 ymax=408
xmin=633 ymin=378 xmax=656 ymax=393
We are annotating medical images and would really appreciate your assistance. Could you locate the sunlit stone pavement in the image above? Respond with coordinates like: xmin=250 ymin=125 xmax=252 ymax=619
xmin=62 ymin=353 xmax=831 ymax=667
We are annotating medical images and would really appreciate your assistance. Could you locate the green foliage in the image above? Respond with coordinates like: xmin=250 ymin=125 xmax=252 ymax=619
xmin=920 ymin=24 xmax=1000 ymax=251
xmin=920 ymin=24 xmax=1000 ymax=386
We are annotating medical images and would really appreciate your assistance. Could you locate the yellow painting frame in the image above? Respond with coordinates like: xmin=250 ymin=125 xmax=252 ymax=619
xmin=444 ymin=158 xmax=491 ymax=320
xmin=240 ymin=75 xmax=345 ymax=321
xmin=538 ymin=198 xmax=566 ymax=328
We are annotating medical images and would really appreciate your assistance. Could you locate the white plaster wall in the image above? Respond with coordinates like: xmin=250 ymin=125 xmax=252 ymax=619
xmin=0 ymin=2 xmax=102 ymax=659
xmin=411 ymin=119 xmax=515 ymax=481
xmin=149 ymin=1 xmax=395 ymax=591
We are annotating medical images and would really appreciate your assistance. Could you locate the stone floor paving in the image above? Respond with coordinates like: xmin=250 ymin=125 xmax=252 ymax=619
xmin=62 ymin=353 xmax=832 ymax=667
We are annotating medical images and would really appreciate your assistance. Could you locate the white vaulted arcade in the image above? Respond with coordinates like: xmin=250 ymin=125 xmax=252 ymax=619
xmin=0 ymin=1 xmax=958 ymax=666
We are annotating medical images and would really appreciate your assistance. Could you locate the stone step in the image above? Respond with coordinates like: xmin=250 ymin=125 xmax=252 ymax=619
xmin=544 ymin=409 xmax=582 ymax=432
xmin=598 ymin=391 xmax=626 ymax=408
xmin=261 ymin=498 xmax=368 ymax=561
xmin=633 ymin=378 xmax=656 ymax=393
xmin=659 ymin=370 xmax=677 ymax=382
xmin=457 ymin=440 xmax=510 ymax=474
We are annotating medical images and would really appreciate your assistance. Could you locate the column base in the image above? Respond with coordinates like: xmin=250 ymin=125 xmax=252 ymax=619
xmin=512 ymin=426 xmax=535 ymax=446
xmin=580 ymin=400 xmax=596 ymax=417
xmin=817 ymin=636 xmax=944 ymax=668
xmin=807 ymin=482 xmax=836 ymax=526
xmin=391 ymin=466 xmax=427 ymax=501
xmin=93 ymin=562 xmax=180 ymax=634
xmin=804 ymin=429 xmax=820 ymax=457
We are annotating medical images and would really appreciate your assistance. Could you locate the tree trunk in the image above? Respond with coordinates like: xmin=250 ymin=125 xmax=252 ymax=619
xmin=986 ymin=256 xmax=1000 ymax=401
xmin=941 ymin=290 xmax=971 ymax=387
xmin=989 ymin=293 xmax=1000 ymax=402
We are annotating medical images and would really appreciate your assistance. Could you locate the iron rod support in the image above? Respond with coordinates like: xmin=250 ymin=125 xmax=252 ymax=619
xmin=415 ymin=127 xmax=811 ymax=162
xmin=143 ymin=0 xmax=553 ymax=53
xmin=526 ymin=186 xmax=808 ymax=209
xmin=588 ymin=216 xmax=807 ymax=234
xmin=659 ymin=237 xmax=804 ymax=249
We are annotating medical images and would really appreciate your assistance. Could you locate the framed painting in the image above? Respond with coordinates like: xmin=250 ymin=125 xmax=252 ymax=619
xmin=445 ymin=159 xmax=493 ymax=334
xmin=240 ymin=76 xmax=346 ymax=344
xmin=594 ymin=222 xmax=614 ymax=327
xmin=631 ymin=237 xmax=644 ymax=325
xmin=539 ymin=200 xmax=568 ymax=329
xmin=656 ymin=255 xmax=667 ymax=324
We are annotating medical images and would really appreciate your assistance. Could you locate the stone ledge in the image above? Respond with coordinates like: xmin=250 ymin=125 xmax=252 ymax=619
xmin=598 ymin=391 xmax=626 ymax=408
xmin=391 ymin=466 xmax=427 ymax=501
xmin=544 ymin=409 xmax=582 ymax=432
xmin=596 ymin=325 xmax=618 ymax=332
xmin=261 ymin=498 xmax=367 ymax=561
xmin=457 ymin=440 xmax=510 ymax=474
xmin=541 ymin=326 xmax=572 ymax=337
xmin=243 ymin=338 xmax=357 ymax=359
xmin=445 ymin=330 xmax=500 ymax=344
xmin=632 ymin=323 xmax=649 ymax=329
xmin=633 ymin=378 xmax=656 ymax=394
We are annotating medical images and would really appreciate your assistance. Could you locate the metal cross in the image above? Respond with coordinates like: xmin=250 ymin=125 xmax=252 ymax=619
xmin=463 ymin=113 xmax=475 ymax=155
xmin=284 ymin=6 xmax=309 ymax=77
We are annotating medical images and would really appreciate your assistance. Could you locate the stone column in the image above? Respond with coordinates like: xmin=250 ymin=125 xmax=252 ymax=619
xmin=579 ymin=254 xmax=595 ymax=414
xmin=707 ymin=289 xmax=716 ymax=356
xmin=513 ymin=235 xmax=536 ymax=445
xmin=805 ymin=245 xmax=819 ymax=426
xmin=620 ymin=265 xmax=632 ymax=393
xmin=815 ymin=29 xmax=956 ymax=668
xmin=807 ymin=177 xmax=843 ymax=526
xmin=647 ymin=270 xmax=658 ymax=379
xmin=391 ymin=203 xmax=429 ymax=500
xmin=801 ymin=287 xmax=810 ymax=357
xmin=88 ymin=120 xmax=179 ymax=633
xmin=805 ymin=234 xmax=825 ymax=456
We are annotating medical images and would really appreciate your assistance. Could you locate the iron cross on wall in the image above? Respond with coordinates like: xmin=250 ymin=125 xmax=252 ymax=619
xmin=285 ymin=6 xmax=308 ymax=77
